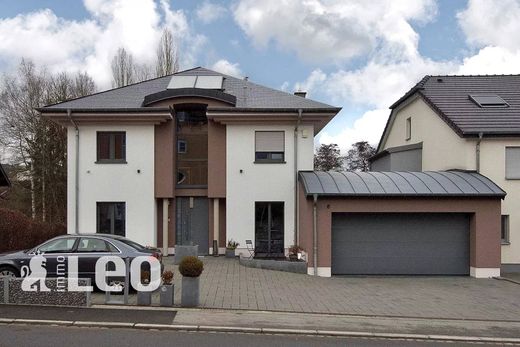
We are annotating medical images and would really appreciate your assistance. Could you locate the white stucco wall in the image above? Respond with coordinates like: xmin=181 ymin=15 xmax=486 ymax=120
xmin=226 ymin=124 xmax=314 ymax=255
xmin=381 ymin=97 xmax=520 ymax=265
xmin=67 ymin=124 xmax=156 ymax=246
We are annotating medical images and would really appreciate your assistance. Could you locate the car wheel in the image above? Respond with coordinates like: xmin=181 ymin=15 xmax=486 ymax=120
xmin=0 ymin=266 xmax=19 ymax=278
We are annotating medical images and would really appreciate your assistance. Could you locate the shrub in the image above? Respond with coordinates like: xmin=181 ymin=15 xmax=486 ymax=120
xmin=0 ymin=208 xmax=66 ymax=253
xmin=141 ymin=270 xmax=151 ymax=284
xmin=162 ymin=270 xmax=174 ymax=285
xmin=226 ymin=239 xmax=239 ymax=250
xmin=288 ymin=245 xmax=304 ymax=255
xmin=178 ymin=256 xmax=204 ymax=277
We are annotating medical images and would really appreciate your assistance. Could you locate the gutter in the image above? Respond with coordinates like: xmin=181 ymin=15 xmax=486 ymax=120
xmin=68 ymin=109 xmax=80 ymax=234
xmin=294 ymin=109 xmax=302 ymax=246
xmin=476 ymin=132 xmax=483 ymax=173
xmin=313 ymin=194 xmax=318 ymax=276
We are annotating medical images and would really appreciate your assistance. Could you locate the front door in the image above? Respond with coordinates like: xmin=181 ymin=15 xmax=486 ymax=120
xmin=255 ymin=202 xmax=284 ymax=258
xmin=176 ymin=197 xmax=209 ymax=255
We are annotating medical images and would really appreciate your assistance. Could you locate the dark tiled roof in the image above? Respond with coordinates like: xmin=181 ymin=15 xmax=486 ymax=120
xmin=42 ymin=67 xmax=337 ymax=111
xmin=0 ymin=163 xmax=10 ymax=187
xmin=299 ymin=170 xmax=505 ymax=198
xmin=391 ymin=75 xmax=520 ymax=136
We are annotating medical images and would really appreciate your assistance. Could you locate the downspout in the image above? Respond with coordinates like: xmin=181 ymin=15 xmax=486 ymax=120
xmin=313 ymin=193 xmax=318 ymax=276
xmin=68 ymin=109 xmax=79 ymax=234
xmin=476 ymin=132 xmax=483 ymax=173
xmin=294 ymin=109 xmax=303 ymax=246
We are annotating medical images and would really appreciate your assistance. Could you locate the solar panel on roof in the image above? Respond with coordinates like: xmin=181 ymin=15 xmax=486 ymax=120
xmin=469 ymin=94 xmax=509 ymax=108
xmin=167 ymin=75 xmax=224 ymax=90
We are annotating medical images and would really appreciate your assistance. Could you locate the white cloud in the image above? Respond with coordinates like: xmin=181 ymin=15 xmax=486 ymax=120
xmin=457 ymin=0 xmax=520 ymax=50
xmin=0 ymin=0 xmax=199 ymax=88
xmin=233 ymin=0 xmax=437 ymax=62
xmin=211 ymin=59 xmax=242 ymax=77
xmin=196 ymin=1 xmax=227 ymax=24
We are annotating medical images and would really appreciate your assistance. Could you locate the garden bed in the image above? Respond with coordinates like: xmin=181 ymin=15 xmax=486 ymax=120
xmin=239 ymin=256 xmax=307 ymax=274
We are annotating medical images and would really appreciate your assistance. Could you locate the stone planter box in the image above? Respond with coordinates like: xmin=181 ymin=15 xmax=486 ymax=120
xmin=174 ymin=245 xmax=199 ymax=265
xmin=181 ymin=276 xmax=199 ymax=307
xmin=137 ymin=290 xmax=152 ymax=306
xmin=160 ymin=284 xmax=174 ymax=306
xmin=239 ymin=256 xmax=307 ymax=274
xmin=225 ymin=248 xmax=236 ymax=258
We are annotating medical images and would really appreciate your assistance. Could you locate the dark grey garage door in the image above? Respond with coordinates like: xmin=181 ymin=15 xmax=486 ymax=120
xmin=332 ymin=213 xmax=470 ymax=275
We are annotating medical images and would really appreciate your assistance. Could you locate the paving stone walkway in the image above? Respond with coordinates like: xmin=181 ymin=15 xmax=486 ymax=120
xmin=93 ymin=256 xmax=520 ymax=321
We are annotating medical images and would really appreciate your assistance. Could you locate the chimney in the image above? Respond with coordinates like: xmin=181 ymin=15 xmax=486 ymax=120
xmin=294 ymin=91 xmax=307 ymax=98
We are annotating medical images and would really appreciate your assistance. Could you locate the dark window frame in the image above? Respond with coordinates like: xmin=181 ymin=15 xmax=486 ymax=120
xmin=405 ymin=117 xmax=411 ymax=141
xmin=254 ymin=131 xmax=286 ymax=164
xmin=501 ymin=215 xmax=510 ymax=245
xmin=96 ymin=131 xmax=127 ymax=163
xmin=96 ymin=202 xmax=126 ymax=237
xmin=177 ymin=139 xmax=187 ymax=154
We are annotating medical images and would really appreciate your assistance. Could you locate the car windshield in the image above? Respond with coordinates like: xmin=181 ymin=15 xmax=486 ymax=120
xmin=117 ymin=238 xmax=147 ymax=251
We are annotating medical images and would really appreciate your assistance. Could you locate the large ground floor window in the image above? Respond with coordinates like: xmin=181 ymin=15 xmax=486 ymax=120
xmin=255 ymin=201 xmax=284 ymax=257
xmin=97 ymin=202 xmax=126 ymax=236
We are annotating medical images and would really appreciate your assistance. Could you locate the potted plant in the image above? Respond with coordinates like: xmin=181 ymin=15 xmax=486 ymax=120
xmin=288 ymin=245 xmax=304 ymax=261
xmin=159 ymin=270 xmax=174 ymax=307
xmin=226 ymin=239 xmax=239 ymax=258
xmin=137 ymin=270 xmax=152 ymax=306
xmin=179 ymin=256 xmax=204 ymax=307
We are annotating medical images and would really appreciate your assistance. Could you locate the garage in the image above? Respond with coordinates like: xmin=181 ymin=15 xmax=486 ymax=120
xmin=298 ymin=171 xmax=505 ymax=278
xmin=331 ymin=213 xmax=470 ymax=275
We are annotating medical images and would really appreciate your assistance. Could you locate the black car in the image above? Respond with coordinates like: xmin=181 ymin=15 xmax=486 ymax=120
xmin=0 ymin=234 xmax=163 ymax=286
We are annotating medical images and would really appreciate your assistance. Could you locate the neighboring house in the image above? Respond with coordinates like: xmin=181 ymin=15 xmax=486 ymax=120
xmin=372 ymin=74 xmax=520 ymax=274
xmin=0 ymin=163 xmax=10 ymax=199
xmin=38 ymin=68 xmax=506 ymax=278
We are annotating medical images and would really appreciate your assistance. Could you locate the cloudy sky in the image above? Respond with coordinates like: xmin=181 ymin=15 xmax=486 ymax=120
xmin=1 ymin=0 xmax=519 ymax=152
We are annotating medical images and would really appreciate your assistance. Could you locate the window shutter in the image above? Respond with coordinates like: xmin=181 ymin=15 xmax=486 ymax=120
xmin=256 ymin=131 xmax=284 ymax=152
xmin=506 ymin=147 xmax=520 ymax=179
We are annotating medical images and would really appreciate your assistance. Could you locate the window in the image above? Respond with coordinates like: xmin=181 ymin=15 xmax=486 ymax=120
xmin=469 ymin=94 xmax=509 ymax=108
xmin=97 ymin=202 xmax=126 ymax=236
xmin=506 ymin=147 xmax=520 ymax=179
xmin=255 ymin=131 xmax=285 ymax=163
xmin=501 ymin=215 xmax=510 ymax=244
xmin=405 ymin=117 xmax=411 ymax=140
xmin=37 ymin=237 xmax=77 ymax=254
xmin=177 ymin=140 xmax=187 ymax=153
xmin=77 ymin=238 xmax=112 ymax=253
xmin=97 ymin=132 xmax=126 ymax=163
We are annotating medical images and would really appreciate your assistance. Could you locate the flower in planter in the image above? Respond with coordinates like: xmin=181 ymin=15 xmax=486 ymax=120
xmin=226 ymin=239 xmax=240 ymax=250
xmin=161 ymin=270 xmax=174 ymax=285
xmin=179 ymin=256 xmax=204 ymax=277
xmin=141 ymin=270 xmax=151 ymax=285
xmin=288 ymin=245 xmax=304 ymax=261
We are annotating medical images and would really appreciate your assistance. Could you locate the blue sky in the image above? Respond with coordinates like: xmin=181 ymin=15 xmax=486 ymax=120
xmin=0 ymin=0 xmax=519 ymax=151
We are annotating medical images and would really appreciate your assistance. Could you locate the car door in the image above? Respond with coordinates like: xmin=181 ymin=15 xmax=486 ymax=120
xmin=35 ymin=237 xmax=78 ymax=278
xmin=76 ymin=237 xmax=120 ymax=283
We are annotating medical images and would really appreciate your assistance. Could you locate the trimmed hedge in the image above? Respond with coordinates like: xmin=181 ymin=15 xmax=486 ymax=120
xmin=0 ymin=208 xmax=66 ymax=253
xmin=178 ymin=256 xmax=204 ymax=277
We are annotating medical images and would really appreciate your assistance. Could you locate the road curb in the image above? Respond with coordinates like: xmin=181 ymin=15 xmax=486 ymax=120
xmin=4 ymin=318 xmax=520 ymax=343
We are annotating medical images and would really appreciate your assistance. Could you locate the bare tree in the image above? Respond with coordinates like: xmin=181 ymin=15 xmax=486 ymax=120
xmin=344 ymin=141 xmax=376 ymax=172
xmin=314 ymin=144 xmax=343 ymax=171
xmin=0 ymin=59 xmax=96 ymax=223
xmin=155 ymin=28 xmax=179 ymax=77
xmin=111 ymin=47 xmax=135 ymax=88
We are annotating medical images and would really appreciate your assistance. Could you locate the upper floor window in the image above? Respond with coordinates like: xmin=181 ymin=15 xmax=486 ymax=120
xmin=97 ymin=132 xmax=126 ymax=163
xmin=255 ymin=131 xmax=285 ymax=163
xmin=405 ymin=117 xmax=411 ymax=141
xmin=505 ymin=147 xmax=520 ymax=179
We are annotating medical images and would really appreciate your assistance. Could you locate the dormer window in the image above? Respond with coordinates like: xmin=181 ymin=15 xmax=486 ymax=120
xmin=469 ymin=94 xmax=509 ymax=108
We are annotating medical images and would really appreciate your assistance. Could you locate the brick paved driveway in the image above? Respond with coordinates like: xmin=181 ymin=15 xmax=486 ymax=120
xmin=95 ymin=256 xmax=520 ymax=321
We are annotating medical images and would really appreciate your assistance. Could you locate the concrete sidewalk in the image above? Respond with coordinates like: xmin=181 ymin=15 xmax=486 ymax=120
xmin=1 ymin=304 xmax=520 ymax=343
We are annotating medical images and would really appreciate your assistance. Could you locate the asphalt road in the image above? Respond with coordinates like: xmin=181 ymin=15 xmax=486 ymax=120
xmin=0 ymin=324 xmax=511 ymax=347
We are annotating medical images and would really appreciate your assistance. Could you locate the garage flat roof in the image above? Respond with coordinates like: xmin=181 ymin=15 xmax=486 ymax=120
xmin=299 ymin=171 xmax=506 ymax=198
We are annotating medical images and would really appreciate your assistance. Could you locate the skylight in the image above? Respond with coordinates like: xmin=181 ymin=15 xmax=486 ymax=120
xmin=167 ymin=75 xmax=223 ymax=90
xmin=469 ymin=94 xmax=509 ymax=108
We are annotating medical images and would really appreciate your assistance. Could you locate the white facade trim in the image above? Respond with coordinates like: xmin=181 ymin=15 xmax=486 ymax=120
xmin=470 ymin=267 xmax=500 ymax=278
xmin=307 ymin=267 xmax=332 ymax=277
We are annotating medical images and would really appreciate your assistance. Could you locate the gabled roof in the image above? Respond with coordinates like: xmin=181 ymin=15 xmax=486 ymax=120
xmin=389 ymin=74 xmax=520 ymax=137
xmin=40 ymin=67 xmax=339 ymax=111
xmin=0 ymin=163 xmax=11 ymax=187
xmin=299 ymin=170 xmax=506 ymax=198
